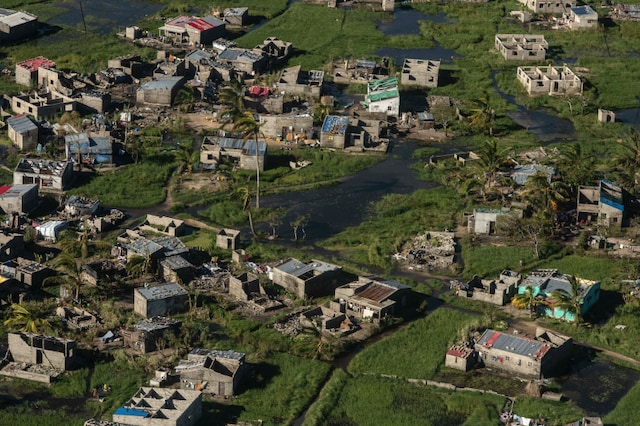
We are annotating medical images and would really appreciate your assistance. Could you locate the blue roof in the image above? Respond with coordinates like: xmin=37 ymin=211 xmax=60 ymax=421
xmin=114 ymin=407 xmax=149 ymax=417
xmin=322 ymin=115 xmax=350 ymax=134
xmin=572 ymin=5 xmax=596 ymax=15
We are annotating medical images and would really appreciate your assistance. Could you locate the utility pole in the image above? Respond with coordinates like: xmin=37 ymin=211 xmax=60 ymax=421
xmin=79 ymin=1 xmax=87 ymax=33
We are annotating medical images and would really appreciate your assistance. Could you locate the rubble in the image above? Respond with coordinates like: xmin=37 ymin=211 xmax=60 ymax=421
xmin=273 ymin=313 xmax=303 ymax=337
xmin=393 ymin=231 xmax=456 ymax=271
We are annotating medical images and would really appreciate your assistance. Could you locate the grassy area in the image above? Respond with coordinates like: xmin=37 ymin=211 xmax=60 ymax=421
xmin=68 ymin=154 xmax=175 ymax=208
xmin=349 ymin=308 xmax=480 ymax=379
xmin=209 ymin=352 xmax=331 ymax=425
xmin=510 ymin=397 xmax=584 ymax=426
xmin=604 ymin=380 xmax=640 ymax=426
xmin=321 ymin=187 xmax=463 ymax=271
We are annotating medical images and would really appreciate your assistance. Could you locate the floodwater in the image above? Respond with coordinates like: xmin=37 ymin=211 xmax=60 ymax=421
xmin=560 ymin=356 xmax=640 ymax=415
xmin=374 ymin=46 xmax=460 ymax=65
xmin=376 ymin=8 xmax=450 ymax=36
xmin=613 ymin=107 xmax=640 ymax=127
xmin=256 ymin=140 xmax=434 ymax=243
xmin=491 ymin=71 xmax=576 ymax=143
xmin=49 ymin=0 xmax=164 ymax=34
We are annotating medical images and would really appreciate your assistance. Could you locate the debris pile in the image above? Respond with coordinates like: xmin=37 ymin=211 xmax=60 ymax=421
xmin=393 ymin=231 xmax=456 ymax=271
xmin=273 ymin=314 xmax=303 ymax=337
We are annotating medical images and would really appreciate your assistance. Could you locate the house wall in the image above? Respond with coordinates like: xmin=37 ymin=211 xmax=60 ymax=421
xmin=8 ymin=123 xmax=38 ymax=151
xmin=133 ymin=290 xmax=188 ymax=318
xmin=477 ymin=345 xmax=542 ymax=378
xmin=570 ymin=12 xmax=598 ymax=29
xmin=519 ymin=0 xmax=576 ymax=14
xmin=0 ymin=185 xmax=38 ymax=215
xmin=13 ymin=162 xmax=73 ymax=191
xmin=259 ymin=114 xmax=314 ymax=139
xmin=517 ymin=66 xmax=582 ymax=96
xmin=320 ymin=131 xmax=346 ymax=149
xmin=445 ymin=354 xmax=473 ymax=372
xmin=8 ymin=333 xmax=76 ymax=370
xmin=0 ymin=17 xmax=38 ymax=42
xmin=10 ymin=93 xmax=76 ymax=120
xmin=239 ymin=152 xmax=266 ymax=172
xmin=368 ymin=97 xmax=399 ymax=117
xmin=15 ymin=66 xmax=36 ymax=86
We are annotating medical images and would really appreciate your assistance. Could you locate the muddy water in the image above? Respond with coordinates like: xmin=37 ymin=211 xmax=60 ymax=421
xmin=376 ymin=8 xmax=450 ymax=36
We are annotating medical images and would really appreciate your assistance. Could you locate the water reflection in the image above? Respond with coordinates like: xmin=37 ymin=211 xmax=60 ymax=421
xmin=374 ymin=46 xmax=459 ymax=65
xmin=377 ymin=8 xmax=450 ymax=36
xmin=49 ymin=0 xmax=163 ymax=34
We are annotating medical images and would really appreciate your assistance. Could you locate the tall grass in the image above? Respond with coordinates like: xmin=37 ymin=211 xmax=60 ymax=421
xmin=604 ymin=380 xmax=640 ymax=426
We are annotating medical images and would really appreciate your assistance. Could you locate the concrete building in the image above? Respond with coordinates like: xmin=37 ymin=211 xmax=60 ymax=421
xmin=400 ymin=58 xmax=440 ymax=88
xmin=455 ymin=270 xmax=521 ymax=305
xmin=331 ymin=277 xmax=410 ymax=320
xmin=15 ymin=56 xmax=56 ymax=87
xmin=159 ymin=15 xmax=226 ymax=45
xmin=65 ymin=132 xmax=113 ymax=164
xmin=517 ymin=65 xmax=582 ymax=96
xmin=277 ymin=65 xmax=324 ymax=99
xmin=495 ymin=34 xmax=548 ymax=61
xmin=518 ymin=0 xmax=576 ymax=14
xmin=364 ymin=77 xmax=400 ymax=116
xmin=6 ymin=114 xmax=38 ymax=151
xmin=222 ymin=7 xmax=249 ymax=26
xmin=7 ymin=332 xmax=77 ymax=370
xmin=199 ymin=136 xmax=267 ymax=171
xmin=15 ymin=258 xmax=50 ymax=288
xmin=134 ymin=282 xmax=189 ymax=318
xmin=467 ymin=208 xmax=522 ymax=235
xmin=0 ymin=8 xmax=38 ymax=42
xmin=475 ymin=328 xmax=572 ymax=378
xmin=259 ymin=113 xmax=314 ymax=141
xmin=229 ymin=272 xmax=262 ymax=301
xmin=139 ymin=215 xmax=186 ymax=237
xmin=136 ymin=76 xmax=185 ymax=107
xmin=64 ymin=195 xmax=100 ymax=216
xmin=107 ymin=54 xmax=145 ymax=79
xmin=9 ymin=91 xmax=76 ymax=119
xmin=271 ymin=258 xmax=343 ymax=299
xmin=77 ymin=90 xmax=111 ymax=114
xmin=160 ymin=255 xmax=194 ymax=284
xmin=0 ymin=184 xmax=38 ymax=214
xmin=123 ymin=316 xmax=181 ymax=353
xmin=320 ymin=115 xmax=350 ymax=149
xmin=445 ymin=345 xmax=477 ymax=372
xmin=254 ymin=37 xmax=293 ymax=66
xmin=113 ymin=387 xmax=202 ymax=426
xmin=569 ymin=5 xmax=599 ymax=29
xmin=577 ymin=180 xmax=626 ymax=227
xmin=216 ymin=228 xmax=240 ymax=250
xmin=517 ymin=269 xmax=601 ymax=321
xmin=175 ymin=348 xmax=246 ymax=396
xmin=511 ymin=164 xmax=554 ymax=185
xmin=14 ymin=158 xmax=74 ymax=191
xmin=217 ymin=48 xmax=266 ymax=77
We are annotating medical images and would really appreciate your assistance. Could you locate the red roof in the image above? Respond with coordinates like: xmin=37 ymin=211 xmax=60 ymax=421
xmin=484 ymin=330 xmax=501 ymax=347
xmin=0 ymin=185 xmax=12 ymax=195
xmin=17 ymin=56 xmax=56 ymax=72
xmin=187 ymin=18 xmax=214 ymax=31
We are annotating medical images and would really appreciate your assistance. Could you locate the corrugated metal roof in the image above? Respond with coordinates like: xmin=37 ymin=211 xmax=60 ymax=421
xmin=477 ymin=329 xmax=550 ymax=360
xmin=322 ymin=115 xmax=350 ymax=134
xmin=136 ymin=282 xmax=187 ymax=301
xmin=7 ymin=114 xmax=37 ymax=133
xmin=0 ymin=11 xmax=36 ymax=27
xmin=139 ymin=77 xmax=183 ymax=91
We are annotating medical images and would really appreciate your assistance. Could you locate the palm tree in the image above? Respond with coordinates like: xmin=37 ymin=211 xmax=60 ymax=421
xmin=468 ymin=96 xmax=495 ymax=136
xmin=520 ymin=171 xmax=568 ymax=217
xmin=44 ymin=252 xmax=84 ymax=301
xmin=174 ymin=144 xmax=199 ymax=174
xmin=551 ymin=275 xmax=583 ymax=326
xmin=558 ymin=143 xmax=596 ymax=192
xmin=612 ymin=129 xmax=640 ymax=194
xmin=236 ymin=186 xmax=257 ymax=237
xmin=511 ymin=285 xmax=538 ymax=318
xmin=217 ymin=80 xmax=245 ymax=129
xmin=126 ymin=252 xmax=152 ymax=278
xmin=174 ymin=86 xmax=195 ymax=113
xmin=4 ymin=304 xmax=51 ymax=333
xmin=233 ymin=111 xmax=264 ymax=209
xmin=474 ymin=139 xmax=508 ymax=200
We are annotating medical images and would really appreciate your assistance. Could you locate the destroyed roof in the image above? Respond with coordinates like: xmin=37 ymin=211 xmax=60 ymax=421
xmin=126 ymin=238 xmax=164 ymax=256
xmin=367 ymin=77 xmax=399 ymax=102
xmin=152 ymin=235 xmax=189 ymax=257
xmin=189 ymin=348 xmax=245 ymax=360
xmin=322 ymin=115 xmax=350 ymax=135
xmin=477 ymin=329 xmax=551 ymax=360
xmin=15 ymin=158 xmax=70 ymax=175
xmin=65 ymin=133 xmax=112 ymax=154
xmin=224 ymin=7 xmax=248 ymax=16
xmin=218 ymin=48 xmax=263 ymax=63
xmin=6 ymin=114 xmax=37 ymax=133
xmin=276 ymin=258 xmax=340 ymax=279
xmin=447 ymin=345 xmax=474 ymax=358
xmin=16 ymin=56 xmax=55 ymax=72
xmin=133 ymin=316 xmax=180 ymax=332
xmin=600 ymin=180 xmax=624 ymax=211
xmin=136 ymin=282 xmax=187 ymax=301
xmin=572 ymin=5 xmax=597 ymax=15
xmin=161 ymin=255 xmax=193 ymax=270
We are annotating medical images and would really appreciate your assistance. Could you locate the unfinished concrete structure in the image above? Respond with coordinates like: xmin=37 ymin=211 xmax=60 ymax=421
xmin=216 ymin=228 xmax=240 ymax=250
xmin=14 ymin=158 xmax=74 ymax=191
xmin=134 ymin=282 xmax=189 ymax=318
xmin=454 ymin=270 xmax=522 ymax=305
xmin=301 ymin=306 xmax=357 ymax=334
xmin=158 ymin=15 xmax=225 ymax=45
xmin=518 ymin=0 xmax=576 ymax=14
xmin=331 ymin=277 xmax=410 ymax=320
xmin=364 ymin=77 xmax=400 ymax=116
xmin=217 ymin=48 xmax=266 ymax=77
xmin=0 ymin=184 xmax=38 ymax=214
xmin=6 ymin=332 xmax=77 ymax=370
xmin=475 ymin=328 xmax=572 ymax=378
xmin=228 ymin=272 xmax=262 ymax=301
xmin=222 ymin=7 xmax=248 ymax=26
xmin=15 ymin=57 xmax=56 ymax=87
xmin=7 ymin=114 xmax=38 ymax=151
xmin=569 ymin=5 xmax=598 ymax=29
xmin=467 ymin=207 xmax=523 ymax=234
xmin=517 ymin=65 xmax=582 ymax=96
xmin=113 ymin=387 xmax=202 ymax=426
xmin=0 ymin=8 xmax=38 ymax=42
xmin=320 ymin=115 xmax=351 ymax=149
xmin=199 ymin=136 xmax=267 ymax=171
xmin=123 ymin=316 xmax=181 ymax=353
xmin=139 ymin=215 xmax=186 ymax=237
xmin=271 ymin=258 xmax=343 ymax=299
xmin=9 ymin=91 xmax=76 ymax=119
xmin=160 ymin=255 xmax=194 ymax=284
xmin=14 ymin=258 xmax=50 ymax=288
xmin=254 ymin=37 xmax=293 ymax=66
xmin=445 ymin=344 xmax=477 ymax=372
xmin=400 ymin=59 xmax=440 ymax=88
xmin=495 ymin=34 xmax=548 ymax=61
xmin=277 ymin=65 xmax=324 ymax=99
xmin=577 ymin=180 xmax=626 ymax=227
xmin=176 ymin=348 xmax=246 ymax=396
xmin=598 ymin=109 xmax=615 ymax=123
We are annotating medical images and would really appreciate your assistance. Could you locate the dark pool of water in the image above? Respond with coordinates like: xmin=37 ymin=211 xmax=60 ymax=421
xmin=613 ymin=107 xmax=640 ymax=127
xmin=375 ymin=46 xmax=460 ymax=65
xmin=49 ymin=0 xmax=164 ymax=34
xmin=561 ymin=357 xmax=640 ymax=415
xmin=491 ymin=71 xmax=576 ymax=143
xmin=377 ymin=8 xmax=450 ymax=36
xmin=254 ymin=140 xmax=433 ymax=243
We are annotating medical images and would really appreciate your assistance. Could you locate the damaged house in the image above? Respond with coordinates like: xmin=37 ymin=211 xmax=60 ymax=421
xmin=123 ymin=316 xmax=181 ymax=353
xmin=14 ymin=158 xmax=74 ymax=191
xmin=518 ymin=0 xmax=576 ymax=15
xmin=467 ymin=208 xmax=523 ymax=235
xmin=276 ymin=65 xmax=324 ymax=99
xmin=577 ymin=180 xmax=627 ymax=227
xmin=158 ymin=15 xmax=226 ymax=45
xmin=199 ymin=136 xmax=267 ymax=171
xmin=136 ymin=76 xmax=186 ymax=107
xmin=7 ymin=114 xmax=39 ymax=151
xmin=175 ymin=348 xmax=246 ymax=396
xmin=495 ymin=34 xmax=548 ymax=61
xmin=113 ymin=387 xmax=202 ymax=426
xmin=134 ymin=282 xmax=189 ymax=318
xmin=475 ymin=327 xmax=572 ymax=378
xmin=454 ymin=270 xmax=521 ymax=305
xmin=517 ymin=65 xmax=582 ymax=96
xmin=271 ymin=258 xmax=343 ymax=299
xmin=400 ymin=58 xmax=440 ymax=88
xmin=331 ymin=277 xmax=410 ymax=320
xmin=14 ymin=56 xmax=56 ymax=87
xmin=364 ymin=77 xmax=400 ymax=117
xmin=65 ymin=132 xmax=113 ymax=164
xmin=0 ymin=184 xmax=39 ymax=215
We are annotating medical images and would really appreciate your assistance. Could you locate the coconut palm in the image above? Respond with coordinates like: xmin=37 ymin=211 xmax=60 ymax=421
xmin=126 ymin=252 xmax=153 ymax=278
xmin=520 ymin=171 xmax=568 ymax=217
xmin=217 ymin=80 xmax=245 ymax=129
xmin=44 ymin=252 xmax=84 ymax=301
xmin=233 ymin=111 xmax=264 ymax=209
xmin=468 ymin=96 xmax=495 ymax=136
xmin=558 ymin=142 xmax=597 ymax=192
xmin=551 ymin=275 xmax=583 ymax=326
xmin=511 ymin=285 xmax=538 ymax=318
xmin=174 ymin=144 xmax=199 ymax=174
xmin=236 ymin=186 xmax=257 ymax=237
xmin=473 ymin=139 xmax=509 ymax=200
xmin=4 ymin=304 xmax=50 ymax=333
xmin=612 ymin=129 xmax=640 ymax=194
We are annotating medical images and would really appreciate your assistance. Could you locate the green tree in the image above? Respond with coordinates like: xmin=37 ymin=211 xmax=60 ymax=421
xmin=612 ymin=129 xmax=640 ymax=194
xmin=520 ymin=171 xmax=568 ymax=217
xmin=3 ymin=304 xmax=51 ymax=333
xmin=44 ymin=252 xmax=84 ymax=301
xmin=217 ymin=79 xmax=245 ymax=129
xmin=233 ymin=111 xmax=264 ymax=209
xmin=551 ymin=275 xmax=583 ymax=326
xmin=558 ymin=142 xmax=597 ymax=191
xmin=511 ymin=285 xmax=538 ymax=318
xmin=473 ymin=139 xmax=508 ymax=200
xmin=468 ymin=96 xmax=495 ymax=136
xmin=174 ymin=86 xmax=195 ymax=113
xmin=291 ymin=214 xmax=310 ymax=242
xmin=430 ymin=103 xmax=456 ymax=137
xmin=174 ymin=144 xmax=199 ymax=174
xmin=236 ymin=186 xmax=257 ymax=238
